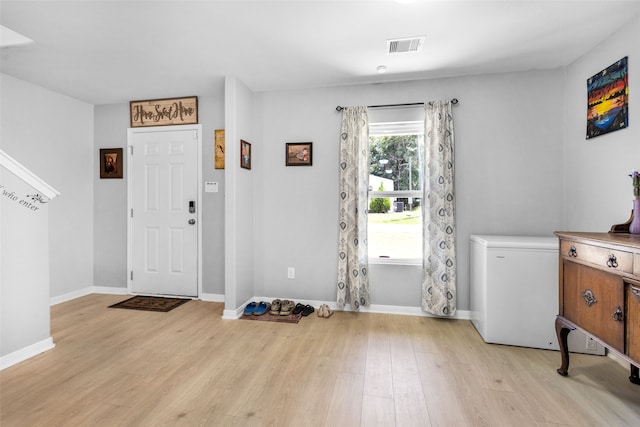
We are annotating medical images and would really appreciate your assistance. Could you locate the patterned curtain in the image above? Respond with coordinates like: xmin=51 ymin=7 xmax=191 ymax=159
xmin=422 ymin=101 xmax=457 ymax=316
xmin=337 ymin=106 xmax=370 ymax=310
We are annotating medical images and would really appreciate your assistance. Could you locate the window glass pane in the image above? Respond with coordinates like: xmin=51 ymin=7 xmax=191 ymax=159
xmin=369 ymin=134 xmax=423 ymax=192
xmin=368 ymin=130 xmax=423 ymax=260
xmin=368 ymin=198 xmax=422 ymax=259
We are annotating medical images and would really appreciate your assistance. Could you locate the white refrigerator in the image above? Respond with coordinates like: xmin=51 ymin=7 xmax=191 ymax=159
xmin=470 ymin=235 xmax=604 ymax=354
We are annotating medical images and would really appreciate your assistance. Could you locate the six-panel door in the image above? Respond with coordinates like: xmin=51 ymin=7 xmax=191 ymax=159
xmin=130 ymin=128 xmax=198 ymax=297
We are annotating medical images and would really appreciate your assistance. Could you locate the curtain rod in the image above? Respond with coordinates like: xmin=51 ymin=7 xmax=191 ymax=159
xmin=335 ymin=98 xmax=458 ymax=112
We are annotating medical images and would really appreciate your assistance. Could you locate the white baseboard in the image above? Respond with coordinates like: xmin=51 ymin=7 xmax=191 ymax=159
xmin=251 ymin=296 xmax=471 ymax=320
xmin=200 ymin=292 xmax=225 ymax=303
xmin=222 ymin=296 xmax=253 ymax=319
xmin=222 ymin=306 xmax=243 ymax=319
xmin=0 ymin=337 xmax=55 ymax=371
xmin=50 ymin=288 xmax=470 ymax=320
xmin=50 ymin=287 xmax=94 ymax=305
xmin=93 ymin=286 xmax=128 ymax=295
xmin=50 ymin=286 xmax=127 ymax=306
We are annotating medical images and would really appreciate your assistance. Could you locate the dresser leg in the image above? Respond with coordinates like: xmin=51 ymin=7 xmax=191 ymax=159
xmin=555 ymin=316 xmax=571 ymax=377
xmin=630 ymin=365 xmax=640 ymax=385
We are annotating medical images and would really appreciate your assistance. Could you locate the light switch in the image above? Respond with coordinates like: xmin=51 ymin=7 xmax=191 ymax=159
xmin=205 ymin=182 xmax=219 ymax=193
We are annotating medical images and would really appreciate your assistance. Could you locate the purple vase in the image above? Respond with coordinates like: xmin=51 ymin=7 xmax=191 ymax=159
xmin=631 ymin=199 xmax=640 ymax=235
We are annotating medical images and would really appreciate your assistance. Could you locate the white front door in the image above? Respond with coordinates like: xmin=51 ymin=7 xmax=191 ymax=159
xmin=128 ymin=125 xmax=200 ymax=297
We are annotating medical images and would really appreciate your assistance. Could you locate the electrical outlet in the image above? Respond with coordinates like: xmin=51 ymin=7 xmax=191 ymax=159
xmin=586 ymin=336 xmax=597 ymax=350
xmin=287 ymin=267 xmax=295 ymax=279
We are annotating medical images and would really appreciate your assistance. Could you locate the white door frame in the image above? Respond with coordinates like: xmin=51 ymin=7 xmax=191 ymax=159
xmin=126 ymin=124 xmax=203 ymax=298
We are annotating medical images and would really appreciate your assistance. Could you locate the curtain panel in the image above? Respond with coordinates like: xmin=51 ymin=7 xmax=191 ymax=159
xmin=337 ymin=106 xmax=370 ymax=310
xmin=422 ymin=101 xmax=457 ymax=316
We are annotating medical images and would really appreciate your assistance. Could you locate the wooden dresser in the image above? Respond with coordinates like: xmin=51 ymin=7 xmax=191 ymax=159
xmin=555 ymin=232 xmax=640 ymax=384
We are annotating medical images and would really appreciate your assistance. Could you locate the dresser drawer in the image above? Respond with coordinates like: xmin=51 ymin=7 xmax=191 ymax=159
xmin=562 ymin=261 xmax=625 ymax=352
xmin=561 ymin=240 xmax=633 ymax=274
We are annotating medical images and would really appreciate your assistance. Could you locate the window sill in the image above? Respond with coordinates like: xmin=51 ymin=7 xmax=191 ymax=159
xmin=368 ymin=257 xmax=422 ymax=266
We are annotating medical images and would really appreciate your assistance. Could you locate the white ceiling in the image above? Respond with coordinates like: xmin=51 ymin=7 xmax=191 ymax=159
xmin=2 ymin=0 xmax=640 ymax=105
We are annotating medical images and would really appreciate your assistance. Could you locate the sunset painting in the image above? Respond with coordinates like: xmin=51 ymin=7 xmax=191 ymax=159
xmin=586 ymin=57 xmax=628 ymax=139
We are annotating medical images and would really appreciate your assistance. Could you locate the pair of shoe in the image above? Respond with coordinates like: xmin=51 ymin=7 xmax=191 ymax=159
xmin=270 ymin=299 xmax=295 ymax=316
xmin=244 ymin=301 xmax=269 ymax=316
xmin=293 ymin=303 xmax=315 ymax=316
xmin=317 ymin=304 xmax=333 ymax=318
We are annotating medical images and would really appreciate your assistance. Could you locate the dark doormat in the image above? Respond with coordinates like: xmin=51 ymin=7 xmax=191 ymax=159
xmin=109 ymin=295 xmax=190 ymax=312
xmin=240 ymin=312 xmax=302 ymax=324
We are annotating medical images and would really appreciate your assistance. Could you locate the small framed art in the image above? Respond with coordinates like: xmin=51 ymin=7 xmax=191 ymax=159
xmin=215 ymin=129 xmax=225 ymax=169
xmin=240 ymin=140 xmax=252 ymax=170
xmin=99 ymin=148 xmax=123 ymax=179
xmin=286 ymin=142 xmax=312 ymax=166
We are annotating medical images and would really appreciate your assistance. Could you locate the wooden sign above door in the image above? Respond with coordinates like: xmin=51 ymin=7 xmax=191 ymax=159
xmin=130 ymin=96 xmax=198 ymax=128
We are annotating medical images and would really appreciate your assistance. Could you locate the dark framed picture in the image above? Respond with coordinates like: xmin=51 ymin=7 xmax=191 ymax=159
xmin=286 ymin=142 xmax=312 ymax=166
xmin=99 ymin=148 xmax=123 ymax=179
xmin=240 ymin=140 xmax=251 ymax=170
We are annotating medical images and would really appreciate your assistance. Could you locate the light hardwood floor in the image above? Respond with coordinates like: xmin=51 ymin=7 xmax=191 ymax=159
xmin=1 ymin=294 xmax=639 ymax=426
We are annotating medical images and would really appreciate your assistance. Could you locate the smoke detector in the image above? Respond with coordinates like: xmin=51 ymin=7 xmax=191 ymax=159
xmin=387 ymin=36 xmax=425 ymax=54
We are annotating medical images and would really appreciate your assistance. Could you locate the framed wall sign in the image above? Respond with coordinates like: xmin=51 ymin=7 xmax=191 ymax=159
xmin=99 ymin=148 xmax=123 ymax=179
xmin=240 ymin=140 xmax=252 ymax=170
xmin=130 ymin=96 xmax=198 ymax=128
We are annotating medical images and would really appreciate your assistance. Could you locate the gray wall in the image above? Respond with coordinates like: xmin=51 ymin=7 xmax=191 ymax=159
xmin=256 ymin=70 xmax=566 ymax=311
xmin=93 ymin=89 xmax=226 ymax=295
xmin=224 ymin=76 xmax=258 ymax=312
xmin=90 ymin=69 xmax=566 ymax=313
xmin=1 ymin=170 xmax=51 ymax=358
xmin=200 ymin=90 xmax=227 ymax=296
xmin=6 ymin=13 xmax=635 ymax=316
xmin=1 ymin=74 xmax=94 ymax=299
xmin=1 ymin=73 xmax=92 ymax=359
xmin=93 ymin=104 xmax=128 ymax=288
xmin=563 ymin=15 xmax=640 ymax=231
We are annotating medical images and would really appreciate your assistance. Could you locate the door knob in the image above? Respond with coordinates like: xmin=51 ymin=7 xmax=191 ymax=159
xmin=188 ymin=219 xmax=196 ymax=225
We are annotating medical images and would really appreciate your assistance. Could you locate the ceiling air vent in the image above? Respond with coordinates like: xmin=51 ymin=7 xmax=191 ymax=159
xmin=387 ymin=36 xmax=425 ymax=54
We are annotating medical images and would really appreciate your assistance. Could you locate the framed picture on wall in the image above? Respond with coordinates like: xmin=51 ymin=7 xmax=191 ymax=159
xmin=215 ymin=129 xmax=225 ymax=169
xmin=286 ymin=142 xmax=312 ymax=166
xmin=240 ymin=140 xmax=251 ymax=170
xmin=99 ymin=148 xmax=123 ymax=179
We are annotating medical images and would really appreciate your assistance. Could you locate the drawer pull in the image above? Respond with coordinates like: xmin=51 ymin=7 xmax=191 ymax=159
xmin=613 ymin=306 xmax=623 ymax=322
xmin=631 ymin=285 xmax=640 ymax=303
xmin=568 ymin=246 xmax=578 ymax=257
xmin=582 ymin=289 xmax=597 ymax=307
xmin=606 ymin=254 xmax=618 ymax=268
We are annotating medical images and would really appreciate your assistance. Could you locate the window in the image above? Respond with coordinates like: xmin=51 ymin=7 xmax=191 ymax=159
xmin=368 ymin=119 xmax=424 ymax=263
